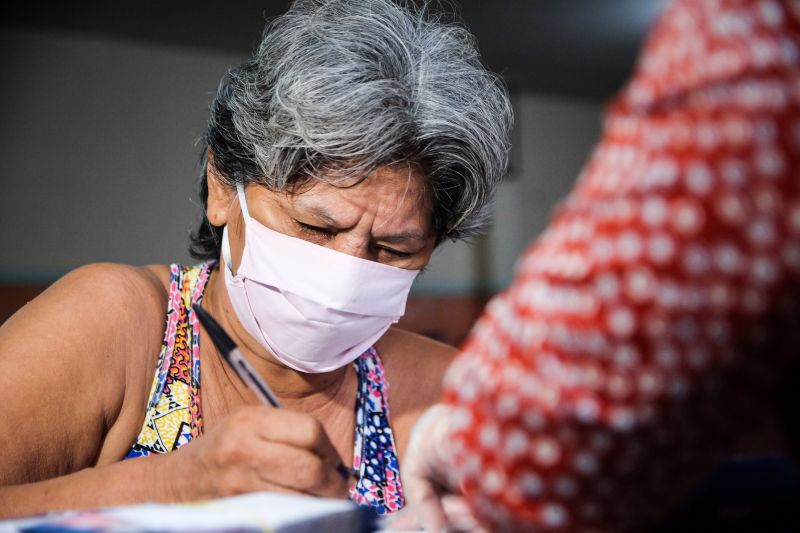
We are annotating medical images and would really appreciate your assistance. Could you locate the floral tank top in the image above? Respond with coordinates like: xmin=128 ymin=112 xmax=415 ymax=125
xmin=126 ymin=262 xmax=405 ymax=514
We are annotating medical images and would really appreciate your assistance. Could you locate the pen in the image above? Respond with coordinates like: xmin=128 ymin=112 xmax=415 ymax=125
xmin=192 ymin=303 xmax=357 ymax=482
xmin=193 ymin=303 xmax=282 ymax=407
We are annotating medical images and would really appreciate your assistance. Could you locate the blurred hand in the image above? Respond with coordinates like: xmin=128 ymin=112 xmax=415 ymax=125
xmin=398 ymin=404 xmax=485 ymax=532
xmin=161 ymin=405 xmax=350 ymax=501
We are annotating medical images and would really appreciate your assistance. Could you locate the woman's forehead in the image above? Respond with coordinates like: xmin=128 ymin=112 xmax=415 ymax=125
xmin=288 ymin=166 xmax=431 ymax=229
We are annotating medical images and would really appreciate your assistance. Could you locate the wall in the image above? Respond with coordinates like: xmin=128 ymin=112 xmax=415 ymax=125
xmin=0 ymin=28 xmax=604 ymax=341
xmin=0 ymin=28 xmax=241 ymax=281
xmin=486 ymin=93 xmax=603 ymax=289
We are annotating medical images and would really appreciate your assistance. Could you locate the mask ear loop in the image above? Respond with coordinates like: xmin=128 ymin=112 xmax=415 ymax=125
xmin=222 ymin=183 xmax=251 ymax=275
xmin=236 ymin=182 xmax=252 ymax=222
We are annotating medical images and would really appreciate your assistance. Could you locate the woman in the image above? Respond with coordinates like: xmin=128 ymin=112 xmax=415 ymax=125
xmin=402 ymin=0 xmax=800 ymax=530
xmin=0 ymin=0 xmax=511 ymax=516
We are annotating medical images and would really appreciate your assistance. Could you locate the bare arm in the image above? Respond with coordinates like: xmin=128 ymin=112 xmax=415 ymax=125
xmin=0 ymin=454 xmax=177 ymax=516
xmin=0 ymin=263 xmax=167 ymax=515
xmin=0 ymin=264 xmax=351 ymax=517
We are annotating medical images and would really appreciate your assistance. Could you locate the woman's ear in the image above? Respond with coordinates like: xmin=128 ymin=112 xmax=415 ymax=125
xmin=206 ymin=151 xmax=235 ymax=227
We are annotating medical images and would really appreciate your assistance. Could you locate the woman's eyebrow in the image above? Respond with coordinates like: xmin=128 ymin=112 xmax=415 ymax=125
xmin=302 ymin=205 xmax=349 ymax=229
xmin=375 ymin=231 xmax=428 ymax=244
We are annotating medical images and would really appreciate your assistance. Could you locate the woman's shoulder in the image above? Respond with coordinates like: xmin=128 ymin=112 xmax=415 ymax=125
xmin=374 ymin=327 xmax=457 ymax=459
xmin=34 ymin=262 xmax=173 ymax=397
xmin=41 ymin=262 xmax=171 ymax=371
xmin=0 ymin=263 xmax=173 ymax=477
xmin=62 ymin=262 xmax=170 ymax=294
xmin=46 ymin=262 xmax=171 ymax=318
xmin=56 ymin=263 xmax=174 ymax=450
xmin=9 ymin=262 xmax=169 ymax=326
xmin=377 ymin=326 xmax=457 ymax=381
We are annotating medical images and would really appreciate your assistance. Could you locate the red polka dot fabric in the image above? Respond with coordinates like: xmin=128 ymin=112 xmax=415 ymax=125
xmin=443 ymin=0 xmax=800 ymax=530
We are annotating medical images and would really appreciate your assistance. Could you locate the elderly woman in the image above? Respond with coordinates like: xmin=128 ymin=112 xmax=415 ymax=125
xmin=0 ymin=0 xmax=510 ymax=516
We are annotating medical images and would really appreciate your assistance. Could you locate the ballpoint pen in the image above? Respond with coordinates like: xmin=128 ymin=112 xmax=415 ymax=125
xmin=192 ymin=303 xmax=357 ymax=482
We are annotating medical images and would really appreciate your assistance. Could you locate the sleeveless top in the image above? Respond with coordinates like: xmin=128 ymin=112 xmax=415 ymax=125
xmin=126 ymin=262 xmax=405 ymax=514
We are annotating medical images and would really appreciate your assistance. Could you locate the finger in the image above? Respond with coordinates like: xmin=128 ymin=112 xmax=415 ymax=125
xmin=441 ymin=495 xmax=483 ymax=532
xmin=381 ymin=504 xmax=422 ymax=530
xmin=413 ymin=478 xmax=447 ymax=533
xmin=243 ymin=407 xmax=345 ymax=466
xmin=401 ymin=404 xmax=455 ymax=532
xmin=403 ymin=457 xmax=448 ymax=533
xmin=200 ymin=445 xmax=310 ymax=498
xmin=226 ymin=408 xmax=350 ymax=495
xmin=262 ymin=410 xmax=350 ymax=483
xmin=246 ymin=441 xmax=349 ymax=498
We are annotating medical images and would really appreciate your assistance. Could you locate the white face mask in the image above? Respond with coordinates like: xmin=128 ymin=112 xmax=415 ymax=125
xmin=221 ymin=184 xmax=419 ymax=373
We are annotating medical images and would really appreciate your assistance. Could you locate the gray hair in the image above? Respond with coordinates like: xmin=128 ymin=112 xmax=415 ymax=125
xmin=191 ymin=0 xmax=513 ymax=259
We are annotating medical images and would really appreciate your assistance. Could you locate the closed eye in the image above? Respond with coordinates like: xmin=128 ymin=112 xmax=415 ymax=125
xmin=295 ymin=220 xmax=336 ymax=239
xmin=379 ymin=246 xmax=412 ymax=258
xmin=295 ymin=219 xmax=416 ymax=259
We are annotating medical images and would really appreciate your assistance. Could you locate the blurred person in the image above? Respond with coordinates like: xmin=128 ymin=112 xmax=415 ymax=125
xmin=0 ymin=0 xmax=512 ymax=517
xmin=401 ymin=0 xmax=800 ymax=530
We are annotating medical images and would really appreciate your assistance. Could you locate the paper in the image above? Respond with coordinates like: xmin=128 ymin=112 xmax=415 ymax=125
xmin=0 ymin=492 xmax=375 ymax=533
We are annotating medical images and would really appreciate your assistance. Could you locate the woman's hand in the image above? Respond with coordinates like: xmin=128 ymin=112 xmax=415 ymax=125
xmin=162 ymin=406 xmax=350 ymax=501
xmin=398 ymin=404 xmax=484 ymax=532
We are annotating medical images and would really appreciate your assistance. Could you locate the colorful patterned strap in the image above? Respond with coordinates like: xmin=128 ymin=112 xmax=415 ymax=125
xmin=126 ymin=262 xmax=212 ymax=458
xmin=126 ymin=263 xmax=405 ymax=513
xmin=350 ymin=347 xmax=405 ymax=513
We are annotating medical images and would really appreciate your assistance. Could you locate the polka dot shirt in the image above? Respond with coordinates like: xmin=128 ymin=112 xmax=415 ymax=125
xmin=443 ymin=0 xmax=800 ymax=530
